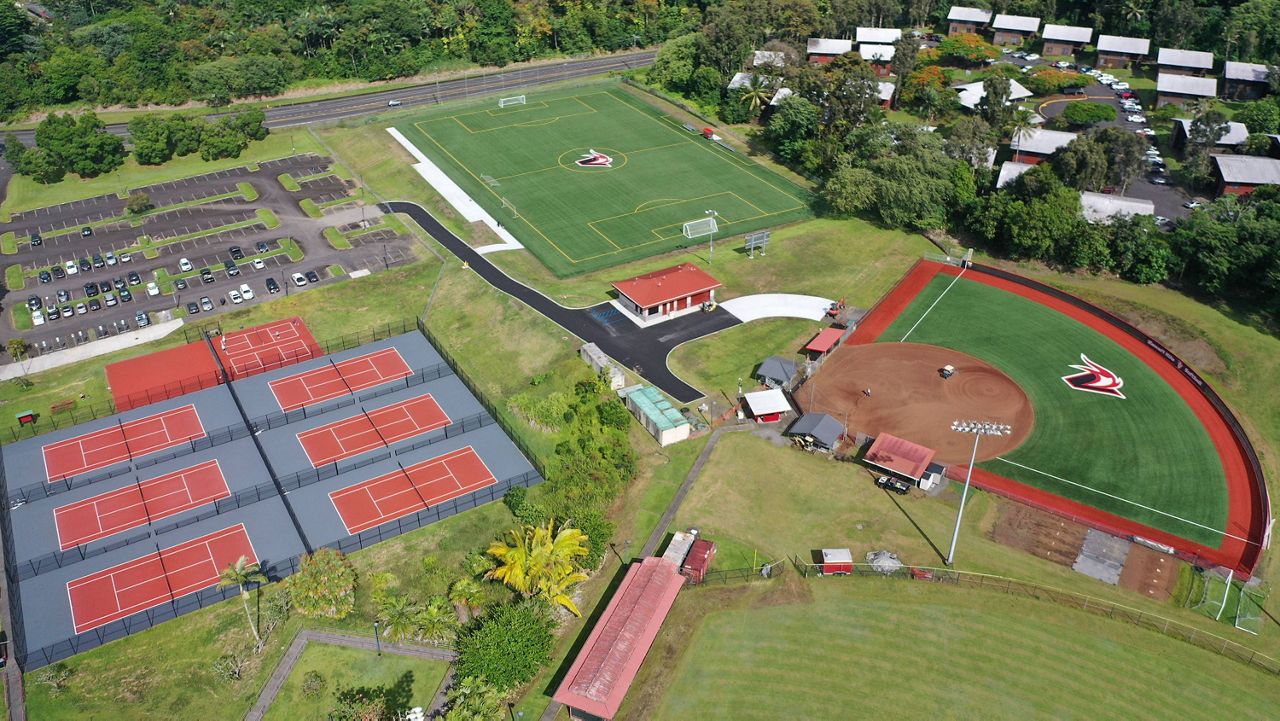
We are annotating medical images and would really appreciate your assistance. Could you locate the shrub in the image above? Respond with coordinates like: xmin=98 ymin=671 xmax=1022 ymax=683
xmin=443 ymin=676 xmax=505 ymax=721
xmin=288 ymin=548 xmax=357 ymax=620
xmin=597 ymin=400 xmax=631 ymax=430
xmin=1061 ymin=102 xmax=1117 ymax=127
xmin=455 ymin=601 xmax=556 ymax=691
xmin=301 ymin=670 xmax=327 ymax=698
xmin=32 ymin=663 xmax=74 ymax=694
xmin=261 ymin=587 xmax=291 ymax=638
xmin=126 ymin=191 xmax=153 ymax=215
xmin=1022 ymin=68 xmax=1088 ymax=96
xmin=502 ymin=485 xmax=527 ymax=516
xmin=211 ymin=653 xmax=248 ymax=682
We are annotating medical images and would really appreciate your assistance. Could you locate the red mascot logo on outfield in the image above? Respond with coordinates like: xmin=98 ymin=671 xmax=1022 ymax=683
xmin=575 ymin=149 xmax=613 ymax=168
xmin=1061 ymin=354 xmax=1126 ymax=399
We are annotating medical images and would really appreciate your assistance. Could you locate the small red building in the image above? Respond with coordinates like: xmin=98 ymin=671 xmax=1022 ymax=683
xmin=611 ymin=263 xmax=721 ymax=321
xmin=681 ymin=539 xmax=717 ymax=584
xmin=820 ymin=548 xmax=854 ymax=575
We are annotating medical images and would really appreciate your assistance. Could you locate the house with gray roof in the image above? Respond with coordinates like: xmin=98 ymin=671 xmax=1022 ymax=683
xmin=1096 ymin=35 xmax=1150 ymax=68
xmin=756 ymin=356 xmax=798 ymax=390
xmin=1080 ymin=192 xmax=1154 ymax=224
xmin=1157 ymin=73 xmax=1218 ymax=106
xmin=1158 ymin=47 xmax=1214 ymax=76
xmin=786 ymin=413 xmax=845 ymax=452
xmin=806 ymin=37 xmax=853 ymax=63
xmin=992 ymin=14 xmax=1040 ymax=46
xmin=1171 ymin=118 xmax=1250 ymax=151
xmin=1213 ymin=155 xmax=1280 ymax=196
xmin=947 ymin=6 xmax=992 ymax=35
xmin=955 ymin=77 xmax=1032 ymax=110
xmin=1009 ymin=127 xmax=1077 ymax=163
xmin=1042 ymin=24 xmax=1092 ymax=56
xmin=1224 ymin=61 xmax=1271 ymax=100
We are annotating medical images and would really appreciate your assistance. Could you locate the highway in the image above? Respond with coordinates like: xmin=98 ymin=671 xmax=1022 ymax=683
xmin=4 ymin=50 xmax=656 ymax=145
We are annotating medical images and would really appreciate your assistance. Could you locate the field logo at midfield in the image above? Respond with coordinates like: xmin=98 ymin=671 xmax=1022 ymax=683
xmin=1061 ymin=354 xmax=1126 ymax=399
xmin=575 ymin=149 xmax=613 ymax=168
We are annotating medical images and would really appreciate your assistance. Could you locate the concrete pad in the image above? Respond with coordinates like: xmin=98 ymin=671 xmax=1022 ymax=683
xmin=721 ymin=293 xmax=834 ymax=323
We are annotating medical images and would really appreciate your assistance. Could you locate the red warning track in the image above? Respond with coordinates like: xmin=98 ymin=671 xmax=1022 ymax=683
xmin=53 ymin=460 xmax=231 ymax=550
xmin=41 ymin=405 xmax=206 ymax=482
xmin=329 ymin=446 xmax=497 ymax=534
xmin=269 ymin=348 xmax=414 ymax=412
xmin=215 ymin=317 xmax=321 ymax=380
xmin=296 ymin=395 xmax=451 ymax=468
xmin=853 ymin=260 xmax=1267 ymax=577
xmin=66 ymin=524 xmax=255 ymax=634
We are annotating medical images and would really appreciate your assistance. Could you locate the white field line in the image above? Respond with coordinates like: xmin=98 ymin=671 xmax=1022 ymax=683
xmin=898 ymin=266 xmax=967 ymax=343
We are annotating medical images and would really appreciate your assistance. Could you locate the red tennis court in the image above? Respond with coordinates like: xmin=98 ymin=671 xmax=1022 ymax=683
xmin=329 ymin=446 xmax=497 ymax=534
xmin=296 ymin=395 xmax=451 ymax=468
xmin=66 ymin=524 xmax=255 ymax=634
xmin=268 ymin=348 xmax=414 ymax=412
xmin=42 ymin=405 xmax=206 ymax=482
xmin=53 ymin=460 xmax=230 ymax=551
xmin=215 ymin=317 xmax=321 ymax=380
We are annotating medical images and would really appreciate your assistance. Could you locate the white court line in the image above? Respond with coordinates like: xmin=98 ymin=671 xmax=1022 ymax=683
xmin=899 ymin=266 xmax=967 ymax=343
xmin=994 ymin=457 xmax=1255 ymax=545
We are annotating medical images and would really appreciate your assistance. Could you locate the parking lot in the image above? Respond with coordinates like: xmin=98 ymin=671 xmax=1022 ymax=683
xmin=2 ymin=154 xmax=418 ymax=355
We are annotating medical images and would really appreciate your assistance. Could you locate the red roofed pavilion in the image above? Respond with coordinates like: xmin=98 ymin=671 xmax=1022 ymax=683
xmin=553 ymin=557 xmax=685 ymax=719
xmin=863 ymin=433 xmax=936 ymax=480
xmin=611 ymin=263 xmax=721 ymax=321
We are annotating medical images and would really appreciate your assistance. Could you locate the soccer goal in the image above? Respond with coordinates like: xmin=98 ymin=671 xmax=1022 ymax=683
xmin=498 ymin=95 xmax=526 ymax=108
xmin=682 ymin=216 xmax=718 ymax=239
xmin=481 ymin=174 xmax=500 ymax=187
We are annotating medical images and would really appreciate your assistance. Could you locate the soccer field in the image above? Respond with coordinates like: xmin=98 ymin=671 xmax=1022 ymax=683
xmin=394 ymin=84 xmax=812 ymax=276
xmin=880 ymin=274 xmax=1230 ymax=547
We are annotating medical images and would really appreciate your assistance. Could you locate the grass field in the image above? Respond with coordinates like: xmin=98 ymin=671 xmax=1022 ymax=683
xmin=879 ymin=274 xmax=1228 ymax=546
xmin=393 ymin=83 xmax=812 ymax=276
xmin=262 ymin=643 xmax=449 ymax=721
xmin=637 ymin=581 xmax=1280 ymax=721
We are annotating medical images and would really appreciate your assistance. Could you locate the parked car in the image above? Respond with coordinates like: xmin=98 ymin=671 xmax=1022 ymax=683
xmin=80 ymin=226 xmax=93 ymax=237
xmin=201 ymin=269 xmax=215 ymax=284
xmin=305 ymin=270 xmax=320 ymax=284
xmin=1054 ymin=60 xmax=1071 ymax=68
xmin=83 ymin=282 xmax=99 ymax=297
xmin=187 ymin=301 xmax=200 ymax=315
xmin=200 ymin=296 xmax=214 ymax=312
xmin=52 ymin=265 xmax=65 ymax=279
xmin=256 ymin=241 xmax=270 ymax=253
xmin=1066 ymin=86 xmax=1086 ymax=96
xmin=291 ymin=272 xmax=308 ymax=287
xmin=146 ymin=281 xmax=160 ymax=296
xmin=127 ymin=271 xmax=142 ymax=285
xmin=31 ymin=311 xmax=44 ymax=327
xmin=229 ymin=246 xmax=244 ymax=260
xmin=88 ymin=298 xmax=101 ymax=311
xmin=1150 ymin=176 xmax=1170 ymax=185
xmin=78 ymin=258 xmax=91 ymax=272
xmin=120 ymin=252 xmax=132 ymax=263
xmin=228 ymin=289 xmax=243 ymax=304
xmin=1024 ymin=53 xmax=1040 ymax=61
xmin=136 ymin=312 xmax=150 ymax=327
xmin=1012 ymin=50 xmax=1026 ymax=58
xmin=61 ymin=304 xmax=73 ymax=317
xmin=179 ymin=257 xmax=193 ymax=272
xmin=387 ymin=99 xmax=402 ymax=107
xmin=26 ymin=295 xmax=41 ymax=311
xmin=1184 ymin=200 xmax=1203 ymax=209
xmin=113 ymin=276 xmax=126 ymax=290
xmin=175 ymin=277 xmax=188 ymax=290
xmin=875 ymin=475 xmax=912 ymax=495
xmin=1127 ymin=115 xmax=1147 ymax=123
xmin=1136 ymin=128 xmax=1156 ymax=136
xmin=251 ymin=258 xmax=265 ymax=270
xmin=224 ymin=259 xmax=240 ymax=276
xmin=104 ymin=292 xmax=118 ymax=307
xmin=29 ymin=233 xmax=41 ymax=247
xmin=57 ymin=289 xmax=70 ymax=303
xmin=266 ymin=277 xmax=280 ymax=294
xmin=239 ymin=283 xmax=255 ymax=300
xmin=38 ymin=270 xmax=51 ymax=284
xmin=1111 ymin=82 xmax=1130 ymax=90
xmin=119 ymin=288 xmax=132 ymax=302
xmin=105 ymin=251 xmax=116 ymax=265
xmin=46 ymin=306 xmax=59 ymax=320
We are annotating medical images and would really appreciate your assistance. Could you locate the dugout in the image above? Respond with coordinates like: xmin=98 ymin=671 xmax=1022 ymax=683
xmin=743 ymin=388 xmax=792 ymax=423
xmin=786 ymin=412 xmax=844 ymax=452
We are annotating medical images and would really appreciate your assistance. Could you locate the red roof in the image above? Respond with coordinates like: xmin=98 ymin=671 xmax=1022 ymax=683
xmin=805 ymin=327 xmax=845 ymax=353
xmin=864 ymin=433 xmax=936 ymax=479
xmin=553 ymin=557 xmax=685 ymax=719
xmin=611 ymin=263 xmax=721 ymax=309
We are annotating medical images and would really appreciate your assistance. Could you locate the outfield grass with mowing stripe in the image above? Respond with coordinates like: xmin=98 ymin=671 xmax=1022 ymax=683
xmin=645 ymin=582 xmax=1280 ymax=720
xmin=394 ymin=82 xmax=812 ymax=276
xmin=880 ymin=274 xmax=1228 ymax=546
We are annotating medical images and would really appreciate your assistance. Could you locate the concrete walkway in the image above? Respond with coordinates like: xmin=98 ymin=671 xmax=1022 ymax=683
xmin=0 ymin=319 xmax=184 ymax=380
xmin=245 ymin=629 xmax=456 ymax=721
xmin=719 ymin=293 xmax=834 ymax=323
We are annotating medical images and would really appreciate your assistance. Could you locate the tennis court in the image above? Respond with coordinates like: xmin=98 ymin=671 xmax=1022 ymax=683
xmin=268 ymin=348 xmax=413 ymax=412
xmin=329 ymin=446 xmax=497 ymax=534
xmin=295 ymin=395 xmax=451 ymax=467
xmin=214 ymin=318 xmax=321 ymax=379
xmin=41 ymin=405 xmax=206 ymax=482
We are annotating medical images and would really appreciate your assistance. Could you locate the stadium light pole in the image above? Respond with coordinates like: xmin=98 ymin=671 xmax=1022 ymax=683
xmin=945 ymin=420 xmax=1012 ymax=567
xmin=704 ymin=210 xmax=718 ymax=263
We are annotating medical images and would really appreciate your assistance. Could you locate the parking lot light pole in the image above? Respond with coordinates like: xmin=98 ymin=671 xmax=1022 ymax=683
xmin=945 ymin=420 xmax=1012 ymax=566
xmin=373 ymin=620 xmax=381 ymax=656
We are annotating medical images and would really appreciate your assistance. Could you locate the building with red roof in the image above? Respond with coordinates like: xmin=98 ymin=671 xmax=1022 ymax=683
xmin=611 ymin=263 xmax=721 ymax=323
xmin=863 ymin=433 xmax=936 ymax=480
xmin=553 ymin=557 xmax=685 ymax=719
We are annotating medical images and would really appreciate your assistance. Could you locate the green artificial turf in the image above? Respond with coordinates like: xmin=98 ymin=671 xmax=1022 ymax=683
xmin=394 ymin=83 xmax=812 ymax=276
xmin=880 ymin=274 xmax=1228 ymax=546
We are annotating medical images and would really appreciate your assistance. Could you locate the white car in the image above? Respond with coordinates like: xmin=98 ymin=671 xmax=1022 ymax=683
xmin=1098 ymin=75 xmax=1116 ymax=85
xmin=1127 ymin=115 xmax=1147 ymax=123
xmin=1183 ymin=200 xmax=1203 ymax=209
xmin=146 ymin=281 xmax=160 ymax=296
xmin=179 ymin=257 xmax=193 ymax=272
xmin=120 ymin=252 xmax=132 ymax=263
xmin=291 ymin=272 xmax=308 ymax=287
xmin=1024 ymin=53 xmax=1040 ymax=61
xmin=228 ymin=289 xmax=243 ymax=304
xmin=1136 ymin=128 xmax=1156 ymax=136
xmin=31 ymin=310 xmax=45 ymax=327
xmin=1111 ymin=82 xmax=1130 ymax=90
xmin=1054 ymin=60 xmax=1071 ymax=68
xmin=239 ymin=283 xmax=255 ymax=300
xmin=387 ymin=99 xmax=402 ymax=107
xmin=251 ymin=258 xmax=265 ymax=270
xmin=65 ymin=260 xmax=78 ymax=276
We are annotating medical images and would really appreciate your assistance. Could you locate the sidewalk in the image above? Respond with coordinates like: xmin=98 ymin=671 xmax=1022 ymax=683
xmin=0 ymin=319 xmax=184 ymax=381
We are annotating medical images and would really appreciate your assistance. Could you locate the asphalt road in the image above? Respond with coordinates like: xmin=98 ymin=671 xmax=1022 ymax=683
xmin=4 ymin=50 xmax=657 ymax=145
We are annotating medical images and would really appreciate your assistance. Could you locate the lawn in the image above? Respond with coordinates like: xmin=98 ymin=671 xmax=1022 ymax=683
xmin=879 ymin=273 xmax=1228 ymax=546
xmin=633 ymin=581 xmax=1280 ymax=721
xmin=667 ymin=318 xmax=816 ymax=404
xmin=1 ymin=131 xmax=326 ymax=219
xmin=262 ymin=643 xmax=449 ymax=721
xmin=393 ymin=82 xmax=812 ymax=276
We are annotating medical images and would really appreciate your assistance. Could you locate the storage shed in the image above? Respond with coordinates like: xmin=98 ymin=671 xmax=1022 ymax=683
xmin=624 ymin=385 xmax=691 ymax=446
xmin=681 ymin=539 xmax=716 ymax=584
xmin=820 ymin=548 xmax=854 ymax=575
xmin=786 ymin=412 xmax=844 ymax=452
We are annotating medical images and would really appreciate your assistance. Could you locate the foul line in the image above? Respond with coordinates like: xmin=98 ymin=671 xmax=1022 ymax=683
xmin=898 ymin=266 xmax=967 ymax=343
xmin=994 ymin=457 xmax=1255 ymax=545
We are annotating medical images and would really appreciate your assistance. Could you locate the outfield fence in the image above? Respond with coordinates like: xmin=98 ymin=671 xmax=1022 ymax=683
xmin=790 ymin=559 xmax=1280 ymax=676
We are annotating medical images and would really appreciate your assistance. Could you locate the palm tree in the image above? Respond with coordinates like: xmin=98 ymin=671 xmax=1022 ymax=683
xmin=739 ymin=74 xmax=773 ymax=114
xmin=218 ymin=556 xmax=268 ymax=646
xmin=416 ymin=596 xmax=458 ymax=644
xmin=1122 ymin=0 xmax=1146 ymax=25
xmin=376 ymin=593 xmax=422 ymax=643
xmin=486 ymin=518 xmax=590 ymax=616
xmin=1008 ymin=108 xmax=1037 ymax=163
xmin=449 ymin=578 xmax=485 ymax=622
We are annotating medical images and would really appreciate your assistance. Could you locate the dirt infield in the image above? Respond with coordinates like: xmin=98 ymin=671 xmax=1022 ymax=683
xmin=799 ymin=342 xmax=1035 ymax=464
xmin=990 ymin=501 xmax=1088 ymax=567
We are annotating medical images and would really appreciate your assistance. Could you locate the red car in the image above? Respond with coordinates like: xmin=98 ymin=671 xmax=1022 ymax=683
xmin=1119 ymin=90 xmax=1136 ymax=99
